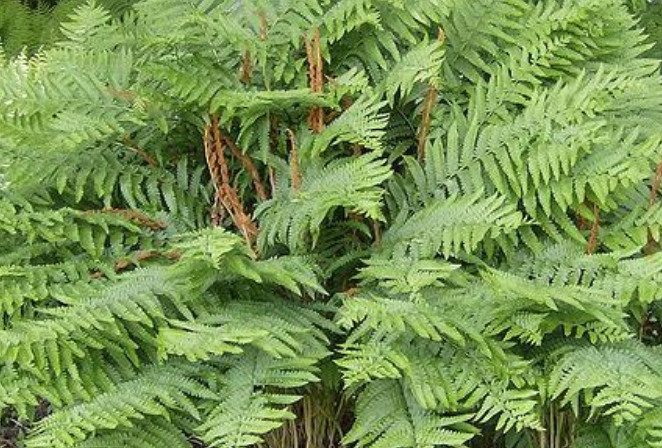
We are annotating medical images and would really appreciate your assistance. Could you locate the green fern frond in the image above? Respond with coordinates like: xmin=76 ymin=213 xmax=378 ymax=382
xmin=344 ymin=379 xmax=476 ymax=448
xmin=549 ymin=342 xmax=662 ymax=425
xmin=381 ymin=40 xmax=445 ymax=105
xmin=26 ymin=363 xmax=214 ymax=448
xmin=312 ymin=93 xmax=390 ymax=156
xmin=76 ymin=417 xmax=190 ymax=448
xmin=198 ymin=348 xmax=321 ymax=448
xmin=381 ymin=191 xmax=523 ymax=259
xmin=256 ymin=153 xmax=392 ymax=252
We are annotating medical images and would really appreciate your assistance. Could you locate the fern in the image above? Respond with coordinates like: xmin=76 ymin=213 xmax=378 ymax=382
xmin=2 ymin=0 xmax=662 ymax=447
xmin=343 ymin=379 xmax=476 ymax=448
xmin=0 ymin=0 xmax=137 ymax=57
xmin=256 ymin=153 xmax=391 ymax=252
xmin=381 ymin=191 xmax=523 ymax=259
xmin=199 ymin=349 xmax=321 ymax=447
xmin=26 ymin=363 xmax=214 ymax=448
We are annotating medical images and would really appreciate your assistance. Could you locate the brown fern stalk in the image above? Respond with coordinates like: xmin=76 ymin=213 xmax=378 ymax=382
xmin=305 ymin=28 xmax=325 ymax=133
xmin=373 ymin=221 xmax=382 ymax=246
xmin=114 ymin=249 xmax=181 ymax=272
xmin=417 ymin=29 xmax=445 ymax=163
xmin=268 ymin=116 xmax=279 ymax=193
xmin=221 ymin=134 xmax=269 ymax=201
xmin=259 ymin=11 xmax=268 ymax=41
xmin=287 ymin=129 xmax=301 ymax=192
xmin=644 ymin=151 xmax=662 ymax=254
xmin=585 ymin=203 xmax=600 ymax=255
xmin=240 ymin=49 xmax=252 ymax=85
xmin=83 ymin=208 xmax=166 ymax=231
xmin=204 ymin=120 xmax=225 ymax=226
xmin=417 ymin=88 xmax=438 ymax=163
xmin=649 ymin=153 xmax=662 ymax=207
xmin=91 ymin=249 xmax=181 ymax=278
xmin=122 ymin=135 xmax=158 ymax=167
xmin=204 ymin=116 xmax=258 ymax=246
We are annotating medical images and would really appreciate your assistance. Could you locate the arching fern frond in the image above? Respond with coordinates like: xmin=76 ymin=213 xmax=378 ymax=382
xmin=25 ymin=363 xmax=214 ymax=448
xmin=256 ymin=153 xmax=391 ymax=252
xmin=381 ymin=191 xmax=523 ymax=259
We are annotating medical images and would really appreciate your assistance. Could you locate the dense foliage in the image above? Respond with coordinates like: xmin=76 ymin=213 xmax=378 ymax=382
xmin=640 ymin=1 xmax=662 ymax=60
xmin=0 ymin=0 xmax=135 ymax=56
xmin=2 ymin=0 xmax=662 ymax=447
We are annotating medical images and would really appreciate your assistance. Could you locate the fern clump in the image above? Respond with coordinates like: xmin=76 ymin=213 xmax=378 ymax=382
xmin=2 ymin=0 xmax=662 ymax=447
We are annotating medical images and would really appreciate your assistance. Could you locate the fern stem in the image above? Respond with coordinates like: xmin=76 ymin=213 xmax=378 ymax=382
xmin=649 ymin=151 xmax=662 ymax=207
xmin=372 ymin=221 xmax=382 ymax=246
xmin=83 ymin=208 xmax=166 ymax=231
xmin=645 ymin=150 xmax=662 ymax=253
xmin=539 ymin=429 xmax=547 ymax=448
xmin=204 ymin=116 xmax=258 ymax=246
xmin=122 ymin=135 xmax=158 ymax=167
xmin=221 ymin=134 xmax=269 ymax=201
xmin=240 ymin=49 xmax=252 ymax=85
xmin=585 ymin=204 xmax=600 ymax=255
xmin=287 ymin=129 xmax=301 ymax=192
xmin=305 ymin=28 xmax=325 ymax=133
xmin=416 ymin=29 xmax=444 ymax=163
xmin=114 ymin=249 xmax=180 ymax=272
xmin=91 ymin=249 xmax=181 ymax=278
xmin=259 ymin=10 xmax=268 ymax=41
xmin=268 ymin=115 xmax=279 ymax=192
xmin=417 ymin=87 xmax=438 ymax=163
xmin=549 ymin=405 xmax=555 ymax=448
